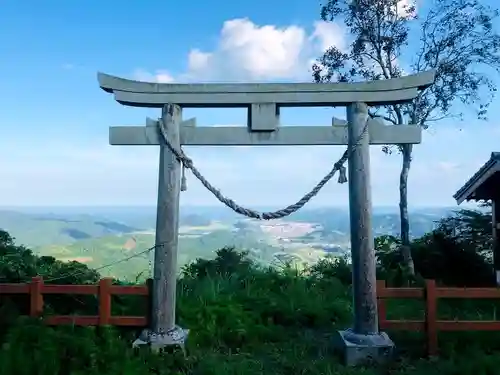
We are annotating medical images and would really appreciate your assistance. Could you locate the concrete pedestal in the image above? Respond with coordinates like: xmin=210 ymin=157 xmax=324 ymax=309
xmin=132 ymin=325 xmax=189 ymax=356
xmin=334 ymin=329 xmax=395 ymax=366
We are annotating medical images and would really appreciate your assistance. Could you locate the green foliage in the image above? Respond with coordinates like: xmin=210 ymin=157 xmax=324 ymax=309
xmin=0 ymin=230 xmax=100 ymax=285
xmin=0 ymin=230 xmax=101 ymax=324
xmin=308 ymin=255 xmax=352 ymax=286
xmin=411 ymin=232 xmax=494 ymax=287
xmin=181 ymin=246 xmax=254 ymax=279
xmin=435 ymin=209 xmax=493 ymax=259
xmin=374 ymin=209 xmax=494 ymax=287
xmin=1 ymin=209 xmax=500 ymax=375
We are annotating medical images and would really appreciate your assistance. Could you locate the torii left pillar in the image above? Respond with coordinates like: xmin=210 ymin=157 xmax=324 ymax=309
xmin=132 ymin=104 xmax=189 ymax=354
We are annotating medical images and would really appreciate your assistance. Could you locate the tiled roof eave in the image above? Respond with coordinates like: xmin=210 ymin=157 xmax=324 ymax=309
xmin=453 ymin=153 xmax=500 ymax=204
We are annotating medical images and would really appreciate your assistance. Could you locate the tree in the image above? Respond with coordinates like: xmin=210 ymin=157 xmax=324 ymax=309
xmin=0 ymin=230 xmax=100 ymax=284
xmin=373 ymin=209 xmax=494 ymax=287
xmin=313 ymin=0 xmax=500 ymax=275
xmin=436 ymin=208 xmax=492 ymax=260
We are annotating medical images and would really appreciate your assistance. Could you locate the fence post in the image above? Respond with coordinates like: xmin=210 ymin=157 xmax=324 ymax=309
xmin=146 ymin=278 xmax=153 ymax=327
xmin=29 ymin=276 xmax=43 ymax=317
xmin=425 ymin=279 xmax=438 ymax=357
xmin=376 ymin=280 xmax=387 ymax=330
xmin=99 ymin=278 xmax=112 ymax=326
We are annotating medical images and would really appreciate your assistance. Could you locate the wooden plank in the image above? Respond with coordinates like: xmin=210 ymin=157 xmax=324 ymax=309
xmin=109 ymin=122 xmax=422 ymax=146
xmin=377 ymin=287 xmax=424 ymax=299
xmin=112 ymin=87 xmax=421 ymax=107
xmin=425 ymin=280 xmax=438 ymax=356
xmin=22 ymin=314 xmax=148 ymax=327
xmin=45 ymin=315 xmax=99 ymax=326
xmin=376 ymin=281 xmax=387 ymax=331
xmin=436 ymin=288 xmax=500 ymax=299
xmin=437 ymin=321 xmax=500 ymax=331
xmin=42 ymin=284 xmax=98 ymax=295
xmin=0 ymin=282 xmax=149 ymax=296
xmin=0 ymin=283 xmax=30 ymax=294
xmin=146 ymin=278 xmax=153 ymax=326
xmin=110 ymin=285 xmax=149 ymax=295
xmin=380 ymin=320 xmax=425 ymax=331
xmin=13 ymin=314 xmax=148 ymax=327
xmin=29 ymin=277 xmax=43 ymax=317
xmin=109 ymin=316 xmax=148 ymax=326
xmin=99 ymin=278 xmax=112 ymax=325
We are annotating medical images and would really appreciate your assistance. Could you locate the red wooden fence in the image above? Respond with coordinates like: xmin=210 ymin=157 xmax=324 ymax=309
xmin=2 ymin=277 xmax=500 ymax=356
xmin=0 ymin=276 xmax=151 ymax=326
xmin=377 ymin=279 xmax=500 ymax=356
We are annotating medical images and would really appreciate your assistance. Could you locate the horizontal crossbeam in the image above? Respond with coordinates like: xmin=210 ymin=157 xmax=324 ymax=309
xmin=109 ymin=119 xmax=421 ymax=146
xmin=98 ymin=70 xmax=436 ymax=108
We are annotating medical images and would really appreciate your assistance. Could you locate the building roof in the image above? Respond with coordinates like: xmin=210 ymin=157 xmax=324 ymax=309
xmin=454 ymin=152 xmax=500 ymax=205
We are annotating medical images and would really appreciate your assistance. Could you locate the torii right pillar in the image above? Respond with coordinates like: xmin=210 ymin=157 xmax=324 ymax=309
xmin=335 ymin=102 xmax=395 ymax=365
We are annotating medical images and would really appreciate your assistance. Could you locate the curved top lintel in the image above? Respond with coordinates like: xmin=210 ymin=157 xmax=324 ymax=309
xmin=98 ymin=70 xmax=435 ymax=95
xmin=97 ymin=70 xmax=435 ymax=108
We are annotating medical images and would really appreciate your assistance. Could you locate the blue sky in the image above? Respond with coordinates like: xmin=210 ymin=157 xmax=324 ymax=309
xmin=0 ymin=0 xmax=499 ymax=209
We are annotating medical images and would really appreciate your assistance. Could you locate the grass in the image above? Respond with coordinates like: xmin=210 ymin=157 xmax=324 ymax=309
xmin=1 ymin=254 xmax=500 ymax=375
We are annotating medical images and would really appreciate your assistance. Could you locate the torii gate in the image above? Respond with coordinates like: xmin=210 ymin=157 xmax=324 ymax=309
xmin=98 ymin=70 xmax=435 ymax=365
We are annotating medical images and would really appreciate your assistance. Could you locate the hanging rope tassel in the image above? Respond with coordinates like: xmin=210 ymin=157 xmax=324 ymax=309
xmin=181 ymin=162 xmax=188 ymax=191
xmin=338 ymin=165 xmax=348 ymax=184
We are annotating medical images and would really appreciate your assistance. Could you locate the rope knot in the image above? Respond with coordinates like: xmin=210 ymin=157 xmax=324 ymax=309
xmin=181 ymin=156 xmax=193 ymax=168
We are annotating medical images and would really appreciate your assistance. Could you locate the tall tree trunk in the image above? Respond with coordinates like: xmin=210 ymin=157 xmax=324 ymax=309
xmin=399 ymin=144 xmax=416 ymax=276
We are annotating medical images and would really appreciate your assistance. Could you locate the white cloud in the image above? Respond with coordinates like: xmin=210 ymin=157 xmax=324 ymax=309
xmin=136 ymin=18 xmax=348 ymax=82
xmin=187 ymin=49 xmax=212 ymax=71
xmin=132 ymin=68 xmax=175 ymax=83
xmin=310 ymin=21 xmax=347 ymax=53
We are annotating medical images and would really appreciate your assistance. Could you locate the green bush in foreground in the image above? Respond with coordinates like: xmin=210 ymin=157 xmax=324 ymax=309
xmin=1 ymin=205 xmax=500 ymax=375
xmin=1 ymin=249 xmax=500 ymax=375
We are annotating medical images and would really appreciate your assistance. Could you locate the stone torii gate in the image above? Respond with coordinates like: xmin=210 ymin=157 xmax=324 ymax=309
xmin=98 ymin=70 xmax=435 ymax=365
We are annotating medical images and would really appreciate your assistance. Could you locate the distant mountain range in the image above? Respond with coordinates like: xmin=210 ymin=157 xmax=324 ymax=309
xmin=0 ymin=206 xmax=463 ymax=280
xmin=0 ymin=206 xmax=457 ymax=248
xmin=0 ymin=210 xmax=140 ymax=248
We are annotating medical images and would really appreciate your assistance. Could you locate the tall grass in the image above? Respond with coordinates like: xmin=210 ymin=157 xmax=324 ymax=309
xmin=1 ymin=252 xmax=500 ymax=375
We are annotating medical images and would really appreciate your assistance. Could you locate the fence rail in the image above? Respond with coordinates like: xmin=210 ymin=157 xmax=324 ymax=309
xmin=2 ymin=277 xmax=500 ymax=356
xmin=377 ymin=279 xmax=500 ymax=356
xmin=0 ymin=276 xmax=152 ymax=326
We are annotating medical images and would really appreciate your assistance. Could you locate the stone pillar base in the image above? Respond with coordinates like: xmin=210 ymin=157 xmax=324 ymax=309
xmin=333 ymin=329 xmax=395 ymax=366
xmin=132 ymin=325 xmax=189 ymax=356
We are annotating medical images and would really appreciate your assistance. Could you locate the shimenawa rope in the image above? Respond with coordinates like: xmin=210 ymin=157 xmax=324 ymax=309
xmin=157 ymin=112 xmax=369 ymax=220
